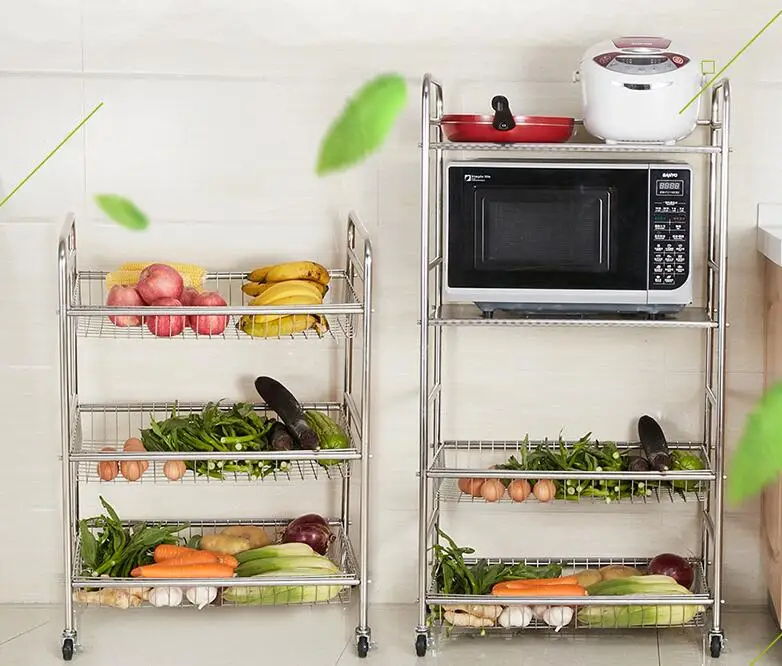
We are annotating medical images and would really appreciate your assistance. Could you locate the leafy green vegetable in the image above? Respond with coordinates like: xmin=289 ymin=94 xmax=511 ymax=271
xmin=94 ymin=194 xmax=149 ymax=230
xmin=670 ymin=450 xmax=706 ymax=492
xmin=315 ymin=73 xmax=407 ymax=176
xmin=432 ymin=529 xmax=562 ymax=596
xmin=727 ymin=381 xmax=782 ymax=504
xmin=140 ymin=401 xmax=279 ymax=479
xmin=79 ymin=497 xmax=186 ymax=578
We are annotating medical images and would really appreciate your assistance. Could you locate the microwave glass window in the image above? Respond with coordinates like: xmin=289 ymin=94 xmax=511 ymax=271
xmin=475 ymin=188 xmax=611 ymax=273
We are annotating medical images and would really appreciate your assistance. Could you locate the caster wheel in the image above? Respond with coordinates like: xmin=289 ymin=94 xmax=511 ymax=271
xmin=357 ymin=636 xmax=369 ymax=659
xmin=710 ymin=634 xmax=722 ymax=658
xmin=62 ymin=638 xmax=74 ymax=661
xmin=415 ymin=634 xmax=428 ymax=657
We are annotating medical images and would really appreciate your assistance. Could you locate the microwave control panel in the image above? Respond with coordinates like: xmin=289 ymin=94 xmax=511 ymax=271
xmin=648 ymin=167 xmax=691 ymax=291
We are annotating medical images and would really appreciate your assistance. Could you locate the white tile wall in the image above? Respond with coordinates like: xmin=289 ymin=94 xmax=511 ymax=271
xmin=0 ymin=1 xmax=776 ymax=606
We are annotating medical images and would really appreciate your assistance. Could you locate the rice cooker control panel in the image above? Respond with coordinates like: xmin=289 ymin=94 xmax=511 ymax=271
xmin=648 ymin=168 xmax=691 ymax=291
xmin=592 ymin=52 xmax=690 ymax=74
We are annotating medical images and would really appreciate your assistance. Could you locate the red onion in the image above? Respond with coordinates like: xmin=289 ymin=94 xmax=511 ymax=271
xmin=648 ymin=553 xmax=694 ymax=589
xmin=281 ymin=519 xmax=334 ymax=555
xmin=287 ymin=513 xmax=329 ymax=529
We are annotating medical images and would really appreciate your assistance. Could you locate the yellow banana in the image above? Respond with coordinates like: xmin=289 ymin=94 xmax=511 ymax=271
xmin=242 ymin=279 xmax=327 ymax=298
xmin=247 ymin=265 xmax=274 ymax=283
xmin=250 ymin=280 xmax=325 ymax=306
xmin=238 ymin=314 xmax=319 ymax=338
xmin=263 ymin=261 xmax=330 ymax=286
xmin=246 ymin=296 xmax=323 ymax=323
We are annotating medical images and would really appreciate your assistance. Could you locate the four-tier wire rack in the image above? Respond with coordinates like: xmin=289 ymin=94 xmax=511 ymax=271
xmin=415 ymin=73 xmax=731 ymax=659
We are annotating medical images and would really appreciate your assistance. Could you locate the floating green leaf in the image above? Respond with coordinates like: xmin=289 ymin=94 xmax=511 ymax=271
xmin=727 ymin=381 xmax=782 ymax=504
xmin=316 ymin=73 xmax=407 ymax=176
xmin=94 ymin=194 xmax=149 ymax=230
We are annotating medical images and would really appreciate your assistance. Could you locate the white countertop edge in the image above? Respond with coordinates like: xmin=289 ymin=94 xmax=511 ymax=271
xmin=757 ymin=203 xmax=782 ymax=267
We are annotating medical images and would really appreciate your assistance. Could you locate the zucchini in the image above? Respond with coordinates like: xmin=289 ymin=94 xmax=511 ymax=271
xmin=304 ymin=410 xmax=349 ymax=466
xmin=637 ymin=415 xmax=672 ymax=472
xmin=254 ymin=377 xmax=319 ymax=450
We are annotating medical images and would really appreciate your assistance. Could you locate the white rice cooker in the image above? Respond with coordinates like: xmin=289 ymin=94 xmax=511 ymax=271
xmin=576 ymin=36 xmax=703 ymax=144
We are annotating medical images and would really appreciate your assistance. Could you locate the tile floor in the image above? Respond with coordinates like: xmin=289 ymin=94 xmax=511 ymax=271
xmin=0 ymin=603 xmax=779 ymax=665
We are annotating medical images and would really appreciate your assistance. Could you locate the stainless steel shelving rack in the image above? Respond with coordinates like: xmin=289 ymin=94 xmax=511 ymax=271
xmin=416 ymin=73 xmax=731 ymax=658
xmin=57 ymin=212 xmax=374 ymax=660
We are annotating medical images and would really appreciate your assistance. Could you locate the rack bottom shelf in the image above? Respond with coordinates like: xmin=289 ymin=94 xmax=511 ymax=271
xmin=72 ymin=519 xmax=359 ymax=609
xmin=426 ymin=556 xmax=711 ymax=634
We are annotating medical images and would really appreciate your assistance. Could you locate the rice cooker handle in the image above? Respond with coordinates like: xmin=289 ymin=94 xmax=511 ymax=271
xmin=491 ymin=95 xmax=516 ymax=131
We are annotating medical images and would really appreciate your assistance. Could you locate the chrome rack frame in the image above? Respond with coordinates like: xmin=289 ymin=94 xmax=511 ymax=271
xmin=416 ymin=73 xmax=730 ymax=658
xmin=57 ymin=212 xmax=374 ymax=660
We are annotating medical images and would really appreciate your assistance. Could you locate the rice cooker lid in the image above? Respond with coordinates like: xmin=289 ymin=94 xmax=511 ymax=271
xmin=592 ymin=36 xmax=691 ymax=75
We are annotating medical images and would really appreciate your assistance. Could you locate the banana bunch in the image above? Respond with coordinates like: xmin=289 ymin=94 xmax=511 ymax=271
xmin=239 ymin=261 xmax=330 ymax=338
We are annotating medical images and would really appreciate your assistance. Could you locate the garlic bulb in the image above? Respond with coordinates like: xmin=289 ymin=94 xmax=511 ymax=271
xmin=532 ymin=604 xmax=549 ymax=620
xmin=185 ymin=586 xmax=218 ymax=610
xmin=541 ymin=606 xmax=574 ymax=632
xmin=497 ymin=606 xmax=533 ymax=628
xmin=148 ymin=586 xmax=183 ymax=608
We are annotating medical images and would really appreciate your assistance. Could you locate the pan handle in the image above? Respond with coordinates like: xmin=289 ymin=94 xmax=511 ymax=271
xmin=491 ymin=96 xmax=516 ymax=131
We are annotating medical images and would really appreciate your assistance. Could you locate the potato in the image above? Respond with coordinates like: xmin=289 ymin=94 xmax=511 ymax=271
xmin=219 ymin=525 xmax=271 ymax=549
xmin=199 ymin=533 xmax=252 ymax=555
xmin=573 ymin=569 xmax=603 ymax=588
xmin=598 ymin=564 xmax=641 ymax=581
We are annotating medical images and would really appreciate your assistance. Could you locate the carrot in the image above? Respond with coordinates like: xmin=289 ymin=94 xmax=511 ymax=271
xmin=493 ymin=576 xmax=579 ymax=592
xmin=130 ymin=562 xmax=236 ymax=579
xmin=491 ymin=584 xmax=587 ymax=598
xmin=153 ymin=544 xmax=199 ymax=562
xmin=153 ymin=544 xmax=238 ymax=569
xmin=214 ymin=553 xmax=239 ymax=568
xmin=149 ymin=551 xmax=220 ymax=567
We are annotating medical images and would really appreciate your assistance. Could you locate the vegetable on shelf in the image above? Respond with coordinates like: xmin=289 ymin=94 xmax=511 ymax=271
xmin=598 ymin=564 xmax=642 ymax=581
xmin=185 ymin=586 xmax=218 ymax=610
xmin=163 ymin=459 xmax=187 ymax=481
xmin=647 ymin=553 xmax=695 ymax=590
xmin=254 ymin=376 xmax=320 ymax=450
xmin=139 ymin=401 xmax=278 ymax=480
xmin=199 ymin=533 xmax=253 ymax=556
xmin=97 ymin=447 xmax=119 ymax=481
xmin=491 ymin=584 xmax=586 ymax=598
xmin=148 ymin=587 xmax=183 ymax=608
xmin=578 ymin=575 xmax=702 ymax=627
xmin=130 ymin=562 xmax=236 ymax=579
xmin=533 ymin=479 xmax=556 ymax=502
xmin=219 ymin=525 xmax=271 ymax=549
xmin=281 ymin=514 xmax=335 ymax=555
xmin=638 ymin=415 xmax=672 ymax=472
xmin=497 ymin=606 xmax=534 ymax=628
xmin=432 ymin=529 xmax=563 ymax=597
xmin=480 ymin=479 xmax=506 ymax=502
xmin=78 ymin=497 xmax=187 ymax=579
xmin=507 ymin=479 xmax=531 ymax=502
xmin=73 ymin=588 xmax=147 ymax=609
xmin=670 ymin=450 xmax=706 ymax=492
xmin=304 ymin=410 xmax=350 ymax=465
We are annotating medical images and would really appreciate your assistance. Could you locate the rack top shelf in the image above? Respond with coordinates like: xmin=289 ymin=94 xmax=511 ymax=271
xmin=427 ymin=140 xmax=721 ymax=154
xmin=430 ymin=304 xmax=716 ymax=329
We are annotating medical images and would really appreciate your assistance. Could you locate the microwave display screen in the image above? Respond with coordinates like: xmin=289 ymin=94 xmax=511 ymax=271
xmin=476 ymin=188 xmax=611 ymax=273
xmin=655 ymin=179 xmax=683 ymax=196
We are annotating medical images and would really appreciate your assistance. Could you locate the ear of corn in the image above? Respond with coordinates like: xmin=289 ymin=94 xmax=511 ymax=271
xmin=578 ymin=574 xmax=702 ymax=627
xmin=105 ymin=263 xmax=207 ymax=291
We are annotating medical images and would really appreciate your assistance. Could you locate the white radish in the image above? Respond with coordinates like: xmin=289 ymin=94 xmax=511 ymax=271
xmin=497 ymin=606 xmax=533 ymax=628
xmin=541 ymin=606 xmax=574 ymax=632
xmin=185 ymin=586 xmax=218 ymax=610
xmin=148 ymin=586 xmax=183 ymax=607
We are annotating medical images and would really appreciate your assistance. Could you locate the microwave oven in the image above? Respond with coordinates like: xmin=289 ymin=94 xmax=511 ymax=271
xmin=445 ymin=160 xmax=693 ymax=316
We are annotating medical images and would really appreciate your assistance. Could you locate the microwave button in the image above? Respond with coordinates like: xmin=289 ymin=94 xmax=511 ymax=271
xmin=664 ymin=254 xmax=674 ymax=263
xmin=664 ymin=265 xmax=674 ymax=273
xmin=663 ymin=276 xmax=675 ymax=285
xmin=675 ymin=264 xmax=686 ymax=274
xmin=654 ymin=254 xmax=663 ymax=262
xmin=654 ymin=232 xmax=667 ymax=241
xmin=654 ymin=243 xmax=664 ymax=252
xmin=671 ymin=233 xmax=686 ymax=241
xmin=665 ymin=244 xmax=674 ymax=252
xmin=675 ymin=243 xmax=685 ymax=252
xmin=653 ymin=275 xmax=663 ymax=284
xmin=672 ymin=222 xmax=686 ymax=231
xmin=675 ymin=255 xmax=686 ymax=263
xmin=654 ymin=265 xmax=663 ymax=273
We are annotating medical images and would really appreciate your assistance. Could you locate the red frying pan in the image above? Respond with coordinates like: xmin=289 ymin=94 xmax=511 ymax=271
xmin=441 ymin=95 xmax=574 ymax=143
